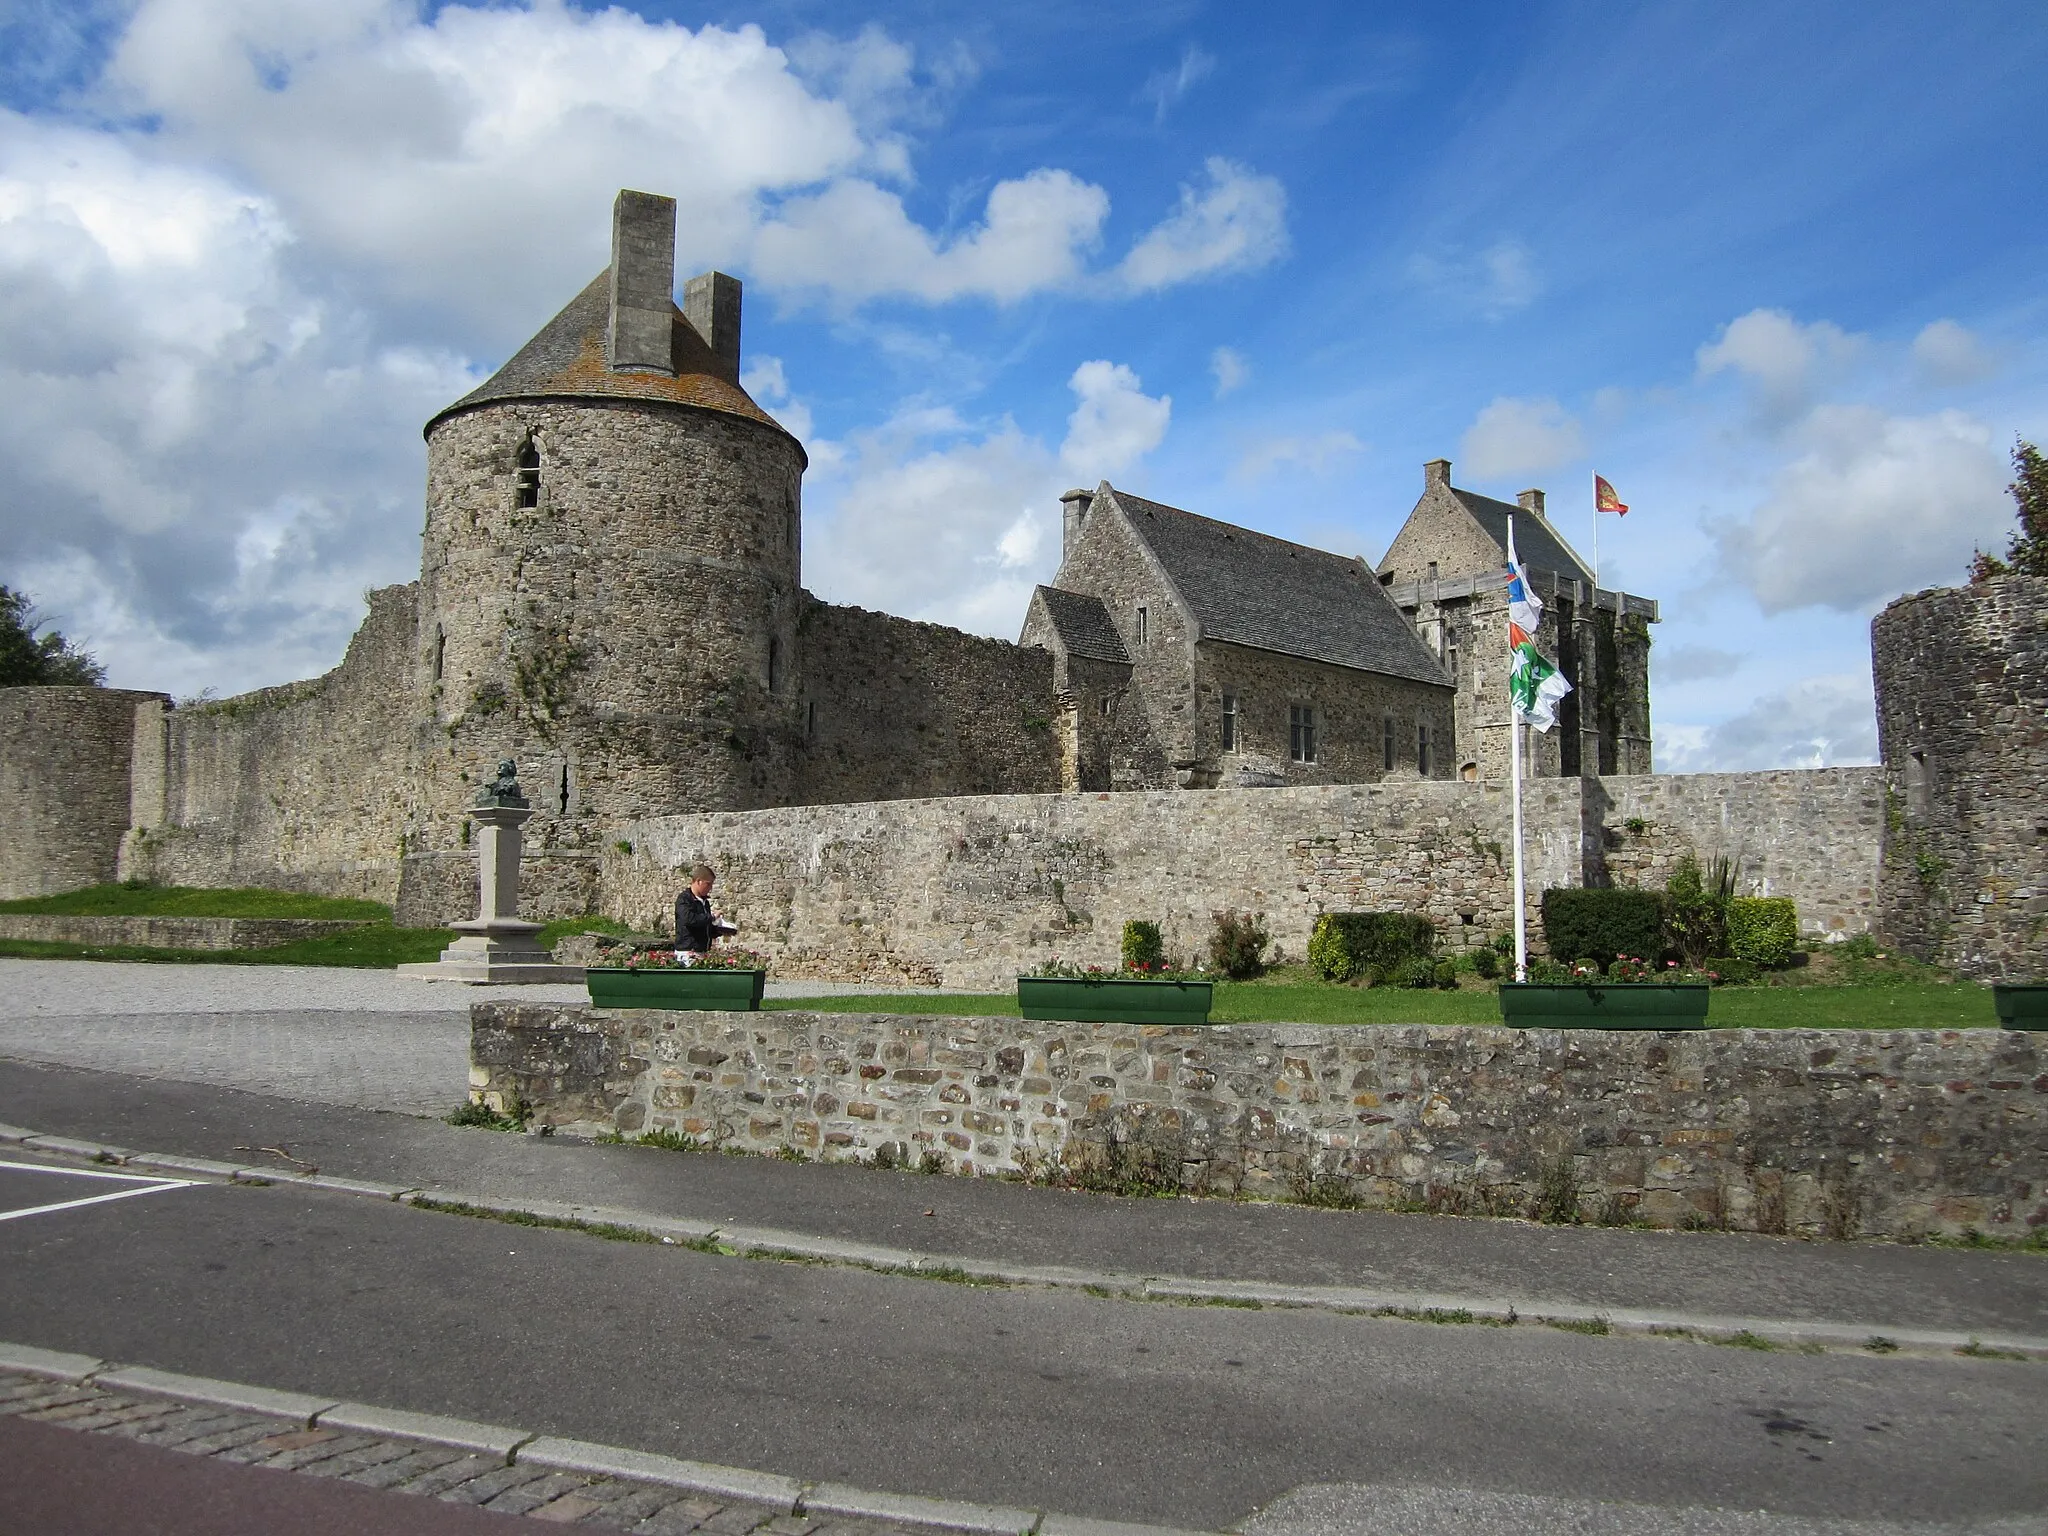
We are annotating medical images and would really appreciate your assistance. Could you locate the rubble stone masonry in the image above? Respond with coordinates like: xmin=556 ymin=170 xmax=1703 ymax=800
xmin=473 ymin=1003 xmax=2048 ymax=1242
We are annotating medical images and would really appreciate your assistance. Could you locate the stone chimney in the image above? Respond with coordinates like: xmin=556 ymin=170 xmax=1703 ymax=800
xmin=683 ymin=271 xmax=743 ymax=385
xmin=608 ymin=189 xmax=677 ymax=375
xmin=1424 ymin=458 xmax=1451 ymax=489
xmin=1060 ymin=488 xmax=1095 ymax=559
xmin=1517 ymin=488 xmax=1546 ymax=517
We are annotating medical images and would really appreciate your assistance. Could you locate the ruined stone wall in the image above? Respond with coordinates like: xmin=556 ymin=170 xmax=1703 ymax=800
xmin=1194 ymin=639 xmax=1454 ymax=789
xmin=475 ymin=1004 xmax=2048 ymax=1242
xmin=0 ymin=688 xmax=165 ymax=899
xmin=792 ymin=600 xmax=1061 ymax=806
xmin=1873 ymin=576 xmax=2048 ymax=979
xmin=604 ymin=774 xmax=1884 ymax=988
xmin=119 ymin=584 xmax=424 ymax=905
xmin=603 ymin=779 xmax=1596 ymax=988
xmin=1597 ymin=769 xmax=1885 ymax=938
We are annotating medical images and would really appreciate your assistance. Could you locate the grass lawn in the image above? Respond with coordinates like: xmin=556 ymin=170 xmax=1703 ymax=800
xmin=766 ymin=970 xmax=2005 ymax=1029
xmin=0 ymin=882 xmax=389 ymax=921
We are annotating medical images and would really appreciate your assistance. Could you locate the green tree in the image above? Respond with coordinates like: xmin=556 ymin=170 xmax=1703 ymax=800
xmin=0 ymin=586 xmax=106 ymax=686
xmin=1969 ymin=438 xmax=2048 ymax=580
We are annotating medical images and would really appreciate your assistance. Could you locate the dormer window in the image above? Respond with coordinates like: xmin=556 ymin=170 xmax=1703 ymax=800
xmin=515 ymin=439 xmax=541 ymax=509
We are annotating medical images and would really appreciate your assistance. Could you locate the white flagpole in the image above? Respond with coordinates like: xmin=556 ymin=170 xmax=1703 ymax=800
xmin=1591 ymin=484 xmax=1601 ymax=595
xmin=1508 ymin=512 xmax=1528 ymax=985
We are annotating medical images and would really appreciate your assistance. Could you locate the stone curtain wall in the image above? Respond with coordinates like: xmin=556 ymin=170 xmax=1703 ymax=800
xmin=1873 ymin=576 xmax=2048 ymax=980
xmin=794 ymin=601 xmax=1063 ymax=806
xmin=472 ymin=1004 xmax=2048 ymax=1242
xmin=1596 ymin=770 xmax=1885 ymax=939
xmin=119 ymin=584 xmax=425 ymax=905
xmin=605 ymin=780 xmax=1593 ymax=988
xmin=0 ymin=688 xmax=166 ymax=899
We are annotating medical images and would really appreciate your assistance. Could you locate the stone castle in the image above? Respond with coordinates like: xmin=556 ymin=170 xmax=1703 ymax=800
xmin=0 ymin=190 xmax=2038 ymax=984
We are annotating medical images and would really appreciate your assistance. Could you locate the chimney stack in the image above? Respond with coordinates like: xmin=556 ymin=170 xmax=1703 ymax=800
xmin=608 ymin=189 xmax=677 ymax=375
xmin=1517 ymin=488 xmax=1546 ymax=517
xmin=683 ymin=271 xmax=743 ymax=385
xmin=1424 ymin=458 xmax=1451 ymax=489
xmin=1060 ymin=488 xmax=1095 ymax=559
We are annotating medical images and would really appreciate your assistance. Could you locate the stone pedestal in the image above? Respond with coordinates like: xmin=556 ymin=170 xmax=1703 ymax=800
xmin=399 ymin=800 xmax=584 ymax=985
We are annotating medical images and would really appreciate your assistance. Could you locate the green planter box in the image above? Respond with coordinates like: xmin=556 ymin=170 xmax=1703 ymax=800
xmin=1016 ymin=976 xmax=1214 ymax=1025
xmin=1499 ymin=982 xmax=1710 ymax=1029
xmin=586 ymin=967 xmax=766 ymax=1011
xmin=1992 ymin=984 xmax=2048 ymax=1030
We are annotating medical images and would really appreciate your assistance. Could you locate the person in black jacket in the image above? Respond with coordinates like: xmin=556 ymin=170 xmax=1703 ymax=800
xmin=674 ymin=863 xmax=737 ymax=959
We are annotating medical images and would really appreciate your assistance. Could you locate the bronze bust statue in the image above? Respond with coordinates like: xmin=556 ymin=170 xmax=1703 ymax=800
xmin=473 ymin=758 xmax=530 ymax=809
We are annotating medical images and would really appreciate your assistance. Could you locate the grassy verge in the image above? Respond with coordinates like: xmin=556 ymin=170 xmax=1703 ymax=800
xmin=0 ymin=882 xmax=390 ymax=920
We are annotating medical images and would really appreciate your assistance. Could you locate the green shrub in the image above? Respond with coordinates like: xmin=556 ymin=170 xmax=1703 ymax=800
xmin=1431 ymin=959 xmax=1460 ymax=990
xmin=1208 ymin=910 xmax=1269 ymax=979
xmin=1664 ymin=853 xmax=1735 ymax=967
xmin=1705 ymin=956 xmax=1759 ymax=985
xmin=1121 ymin=919 xmax=1165 ymax=971
xmin=1387 ymin=956 xmax=1435 ymax=989
xmin=1470 ymin=947 xmax=1500 ymax=980
xmin=1540 ymin=888 xmax=1664 ymax=974
xmin=1727 ymin=897 xmax=1799 ymax=968
xmin=1308 ymin=912 xmax=1436 ymax=983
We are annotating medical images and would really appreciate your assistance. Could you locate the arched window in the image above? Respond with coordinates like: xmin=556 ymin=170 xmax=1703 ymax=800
xmin=515 ymin=439 xmax=541 ymax=509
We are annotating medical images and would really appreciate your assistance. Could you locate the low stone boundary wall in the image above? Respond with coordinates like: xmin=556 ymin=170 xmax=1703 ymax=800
xmin=471 ymin=1004 xmax=2046 ymax=1242
xmin=0 ymin=915 xmax=370 ymax=951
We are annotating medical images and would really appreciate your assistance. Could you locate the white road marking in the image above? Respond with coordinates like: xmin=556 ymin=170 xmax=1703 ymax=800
xmin=0 ymin=1158 xmax=199 ymax=1222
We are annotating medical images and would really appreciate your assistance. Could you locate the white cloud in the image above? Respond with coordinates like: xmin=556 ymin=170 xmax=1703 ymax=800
xmin=1233 ymin=431 xmax=1363 ymax=481
xmin=1911 ymin=318 xmax=1996 ymax=387
xmin=1210 ymin=345 xmax=1249 ymax=398
xmin=1654 ymin=645 xmax=1744 ymax=684
xmin=1409 ymin=239 xmax=1540 ymax=318
xmin=1116 ymin=158 xmax=1288 ymax=293
xmin=1459 ymin=395 xmax=1585 ymax=479
xmin=1696 ymin=308 xmax=1863 ymax=426
xmin=754 ymin=169 xmax=1109 ymax=305
xmin=1710 ymin=404 xmax=2010 ymax=612
xmin=805 ymin=362 xmax=1170 ymax=635
xmin=1060 ymin=360 xmax=1171 ymax=478
xmin=1657 ymin=674 xmax=1877 ymax=772
xmin=1139 ymin=45 xmax=1216 ymax=123
xmin=739 ymin=354 xmax=813 ymax=442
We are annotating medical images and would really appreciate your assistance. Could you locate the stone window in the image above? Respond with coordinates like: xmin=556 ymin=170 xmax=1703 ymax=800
xmin=1099 ymin=695 xmax=1112 ymax=718
xmin=1290 ymin=705 xmax=1317 ymax=764
xmin=1135 ymin=605 xmax=1149 ymax=646
xmin=1220 ymin=692 xmax=1238 ymax=751
xmin=514 ymin=438 xmax=541 ymax=509
xmin=806 ymin=701 xmax=817 ymax=738
xmin=768 ymin=636 xmax=782 ymax=694
xmin=1418 ymin=720 xmax=1433 ymax=777
xmin=432 ymin=624 xmax=446 ymax=682
xmin=1382 ymin=714 xmax=1396 ymax=771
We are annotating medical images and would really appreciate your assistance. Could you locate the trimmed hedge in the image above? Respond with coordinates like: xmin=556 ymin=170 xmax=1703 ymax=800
xmin=1308 ymin=912 xmax=1436 ymax=983
xmin=1540 ymin=887 xmax=1665 ymax=972
xmin=1727 ymin=897 xmax=1799 ymax=968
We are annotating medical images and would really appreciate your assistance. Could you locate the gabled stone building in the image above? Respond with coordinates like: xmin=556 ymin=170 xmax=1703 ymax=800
xmin=1021 ymin=484 xmax=1456 ymax=791
xmin=1379 ymin=458 xmax=1656 ymax=782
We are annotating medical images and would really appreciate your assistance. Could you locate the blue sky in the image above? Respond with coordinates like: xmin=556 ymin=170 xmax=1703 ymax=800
xmin=2 ymin=0 xmax=2043 ymax=769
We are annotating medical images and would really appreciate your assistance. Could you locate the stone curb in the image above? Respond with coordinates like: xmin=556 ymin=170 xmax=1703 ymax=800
xmin=0 ymin=1344 xmax=1219 ymax=1536
xmin=11 ymin=1126 xmax=2048 ymax=1363
xmin=802 ymin=1482 xmax=1038 ymax=1534
xmin=0 ymin=1122 xmax=38 ymax=1143
xmin=91 ymin=1364 xmax=339 ymax=1427
xmin=21 ymin=1133 xmax=134 ymax=1161
xmin=316 ymin=1401 xmax=533 ymax=1458
xmin=0 ymin=1343 xmax=108 ymax=1383
xmin=519 ymin=1436 xmax=805 ymax=1510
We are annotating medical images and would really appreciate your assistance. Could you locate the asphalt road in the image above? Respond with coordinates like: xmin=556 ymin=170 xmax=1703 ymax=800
xmin=2 ymin=1164 xmax=2042 ymax=1533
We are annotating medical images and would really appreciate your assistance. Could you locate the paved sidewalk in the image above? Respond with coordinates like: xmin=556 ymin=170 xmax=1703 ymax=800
xmin=0 ymin=961 xmax=971 ymax=1119
xmin=3 ymin=1055 xmax=2043 ymax=1341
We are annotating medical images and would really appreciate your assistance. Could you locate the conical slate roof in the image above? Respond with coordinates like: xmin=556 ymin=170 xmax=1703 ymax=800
xmin=425 ymin=272 xmax=797 ymax=448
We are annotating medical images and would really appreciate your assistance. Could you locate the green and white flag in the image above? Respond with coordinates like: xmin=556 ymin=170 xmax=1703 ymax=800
xmin=1505 ymin=525 xmax=1572 ymax=733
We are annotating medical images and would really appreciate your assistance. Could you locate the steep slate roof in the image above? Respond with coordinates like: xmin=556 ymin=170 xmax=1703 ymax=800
xmin=1031 ymin=586 xmax=1130 ymax=664
xmin=1107 ymin=487 xmax=1451 ymax=687
xmin=425 ymin=272 xmax=797 ymax=446
xmin=1451 ymin=488 xmax=1592 ymax=583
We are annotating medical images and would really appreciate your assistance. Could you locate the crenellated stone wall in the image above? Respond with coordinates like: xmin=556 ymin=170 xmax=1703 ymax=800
xmin=472 ymin=1003 xmax=2048 ymax=1242
xmin=600 ymin=773 xmax=1883 ymax=990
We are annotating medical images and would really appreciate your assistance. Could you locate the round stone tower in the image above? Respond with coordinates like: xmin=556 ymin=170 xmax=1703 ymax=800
xmin=1871 ymin=573 xmax=2048 ymax=979
xmin=409 ymin=191 xmax=807 ymax=908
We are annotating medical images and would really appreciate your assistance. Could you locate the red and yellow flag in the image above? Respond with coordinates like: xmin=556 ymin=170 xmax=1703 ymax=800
xmin=1594 ymin=475 xmax=1629 ymax=515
